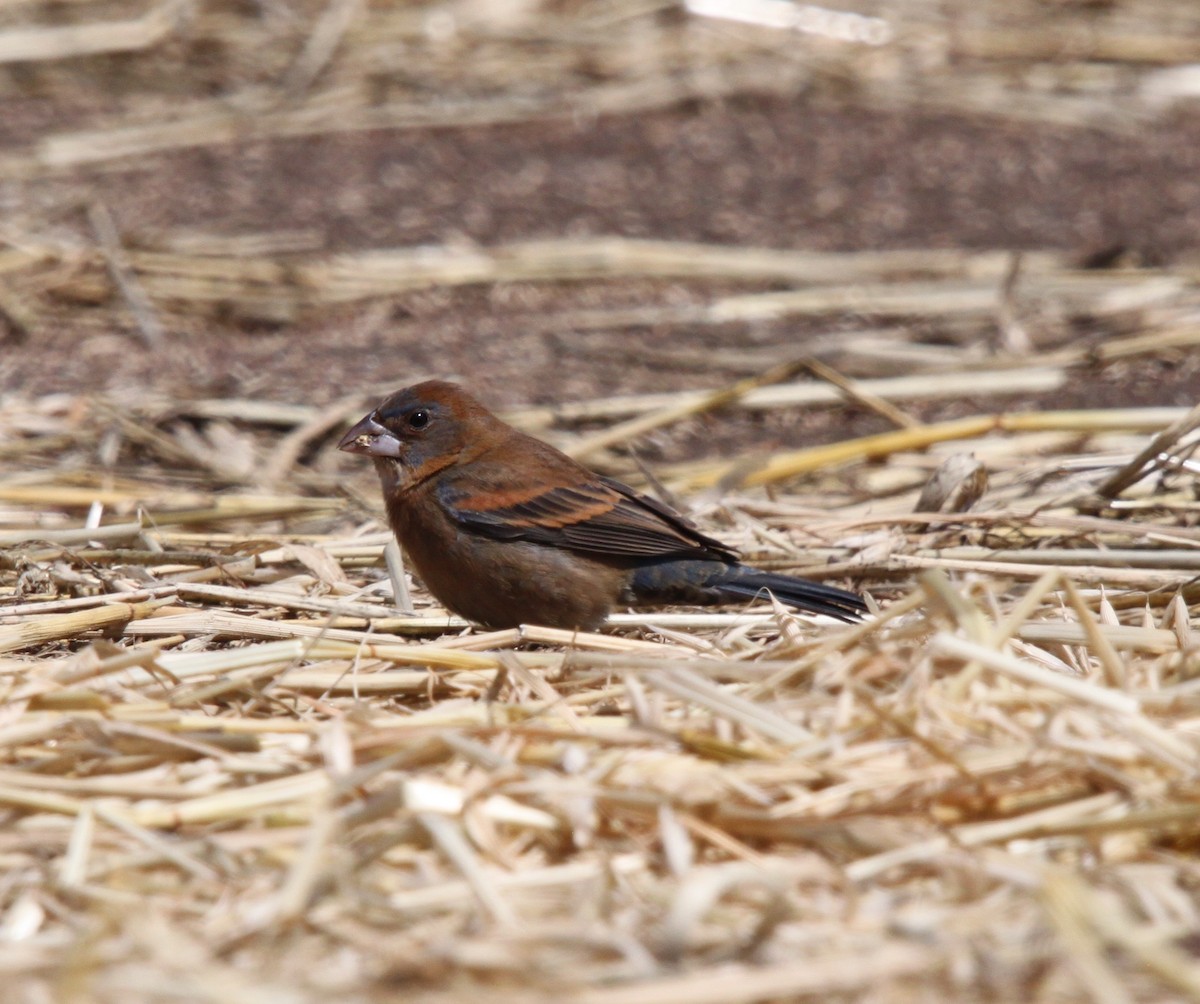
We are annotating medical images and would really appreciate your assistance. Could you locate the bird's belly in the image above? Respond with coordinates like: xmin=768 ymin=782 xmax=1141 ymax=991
xmin=401 ymin=527 xmax=623 ymax=631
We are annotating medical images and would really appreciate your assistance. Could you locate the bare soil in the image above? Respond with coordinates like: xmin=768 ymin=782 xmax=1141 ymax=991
xmin=3 ymin=94 xmax=1200 ymax=457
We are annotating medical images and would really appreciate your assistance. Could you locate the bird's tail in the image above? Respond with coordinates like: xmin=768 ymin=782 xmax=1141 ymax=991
xmin=626 ymin=560 xmax=866 ymax=622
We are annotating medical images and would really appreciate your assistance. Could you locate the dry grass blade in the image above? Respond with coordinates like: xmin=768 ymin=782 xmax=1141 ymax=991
xmin=801 ymin=356 xmax=920 ymax=429
xmin=642 ymin=667 xmax=814 ymax=745
xmin=677 ymin=407 xmax=1191 ymax=489
xmin=1094 ymin=400 xmax=1200 ymax=500
xmin=565 ymin=359 xmax=811 ymax=461
xmin=88 ymin=202 xmax=165 ymax=348
xmin=0 ymin=599 xmax=171 ymax=654
xmin=932 ymin=634 xmax=1139 ymax=713
xmin=514 ymin=368 xmax=1074 ymax=430
xmin=0 ymin=0 xmax=186 ymax=63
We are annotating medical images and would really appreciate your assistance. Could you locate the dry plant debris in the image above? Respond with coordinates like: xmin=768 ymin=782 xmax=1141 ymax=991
xmin=4 ymin=355 xmax=1200 ymax=1002
xmin=2 ymin=0 xmax=1200 ymax=1000
xmin=0 ymin=0 xmax=1197 ymax=181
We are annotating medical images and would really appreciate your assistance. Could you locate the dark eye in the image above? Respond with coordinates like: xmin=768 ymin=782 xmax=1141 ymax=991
xmin=407 ymin=409 xmax=430 ymax=430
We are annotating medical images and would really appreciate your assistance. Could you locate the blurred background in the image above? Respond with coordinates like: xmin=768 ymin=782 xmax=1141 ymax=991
xmin=1 ymin=0 xmax=1199 ymax=476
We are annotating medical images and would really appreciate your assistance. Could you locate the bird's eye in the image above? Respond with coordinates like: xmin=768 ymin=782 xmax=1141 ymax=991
xmin=408 ymin=410 xmax=430 ymax=430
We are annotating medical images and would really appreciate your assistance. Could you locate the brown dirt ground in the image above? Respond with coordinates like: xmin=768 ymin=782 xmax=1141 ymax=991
xmin=3 ymin=94 xmax=1200 ymax=466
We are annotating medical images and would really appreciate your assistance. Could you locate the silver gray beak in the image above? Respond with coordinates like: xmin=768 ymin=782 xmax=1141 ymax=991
xmin=338 ymin=413 xmax=404 ymax=458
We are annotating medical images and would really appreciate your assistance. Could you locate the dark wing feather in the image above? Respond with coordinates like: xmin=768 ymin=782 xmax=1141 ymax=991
xmin=438 ymin=476 xmax=737 ymax=562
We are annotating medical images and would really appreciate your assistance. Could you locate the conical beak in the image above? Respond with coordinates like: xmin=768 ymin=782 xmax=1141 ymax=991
xmin=338 ymin=412 xmax=404 ymax=458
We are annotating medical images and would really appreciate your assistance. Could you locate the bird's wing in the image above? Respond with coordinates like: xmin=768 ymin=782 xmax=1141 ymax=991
xmin=437 ymin=475 xmax=737 ymax=562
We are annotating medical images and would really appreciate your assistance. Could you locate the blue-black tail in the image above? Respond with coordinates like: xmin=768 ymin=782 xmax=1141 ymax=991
xmin=626 ymin=559 xmax=866 ymax=622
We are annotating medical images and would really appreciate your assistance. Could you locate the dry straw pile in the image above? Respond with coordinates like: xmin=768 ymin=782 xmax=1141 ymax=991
xmin=5 ymin=341 xmax=1200 ymax=1001
xmin=3 ymin=0 xmax=1200 ymax=1001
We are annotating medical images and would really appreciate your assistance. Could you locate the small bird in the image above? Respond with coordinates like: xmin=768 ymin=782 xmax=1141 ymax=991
xmin=339 ymin=381 xmax=866 ymax=630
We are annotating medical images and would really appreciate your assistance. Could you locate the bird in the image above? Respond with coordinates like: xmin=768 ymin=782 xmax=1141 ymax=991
xmin=338 ymin=381 xmax=866 ymax=630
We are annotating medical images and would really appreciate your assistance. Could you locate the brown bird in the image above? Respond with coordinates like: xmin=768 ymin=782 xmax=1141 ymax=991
xmin=339 ymin=381 xmax=865 ymax=630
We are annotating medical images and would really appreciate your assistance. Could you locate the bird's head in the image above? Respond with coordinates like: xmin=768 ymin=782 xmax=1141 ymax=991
xmin=339 ymin=380 xmax=492 ymax=490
